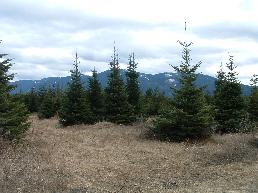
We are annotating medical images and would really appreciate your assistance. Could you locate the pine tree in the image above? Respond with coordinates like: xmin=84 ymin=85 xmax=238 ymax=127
xmin=214 ymin=56 xmax=245 ymax=133
xmin=105 ymin=46 xmax=134 ymax=124
xmin=59 ymin=52 xmax=93 ymax=126
xmin=88 ymin=68 xmax=104 ymax=122
xmin=0 ymin=41 xmax=29 ymax=139
xmin=126 ymin=53 xmax=140 ymax=115
xmin=38 ymin=89 xmax=56 ymax=119
xmin=152 ymin=41 xmax=212 ymax=141
xmin=248 ymin=74 xmax=258 ymax=122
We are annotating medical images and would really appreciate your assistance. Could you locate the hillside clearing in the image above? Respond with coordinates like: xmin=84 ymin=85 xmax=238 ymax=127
xmin=0 ymin=115 xmax=257 ymax=193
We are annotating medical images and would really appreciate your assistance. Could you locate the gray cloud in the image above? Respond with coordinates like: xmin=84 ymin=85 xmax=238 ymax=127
xmin=193 ymin=22 xmax=258 ymax=41
xmin=1 ymin=0 xmax=257 ymax=84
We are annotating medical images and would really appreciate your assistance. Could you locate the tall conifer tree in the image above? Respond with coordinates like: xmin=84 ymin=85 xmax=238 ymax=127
xmin=105 ymin=46 xmax=134 ymax=124
xmin=152 ymin=41 xmax=212 ymax=140
xmin=25 ymin=87 xmax=38 ymax=113
xmin=59 ymin=52 xmax=93 ymax=126
xmin=142 ymin=88 xmax=166 ymax=116
xmin=248 ymin=74 xmax=258 ymax=122
xmin=214 ymin=56 xmax=245 ymax=133
xmin=126 ymin=53 xmax=140 ymax=114
xmin=38 ymin=89 xmax=56 ymax=119
xmin=0 ymin=40 xmax=29 ymax=139
xmin=88 ymin=68 xmax=104 ymax=122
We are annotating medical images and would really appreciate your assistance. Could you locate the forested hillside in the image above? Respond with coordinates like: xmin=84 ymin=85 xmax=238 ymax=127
xmin=11 ymin=70 xmax=251 ymax=95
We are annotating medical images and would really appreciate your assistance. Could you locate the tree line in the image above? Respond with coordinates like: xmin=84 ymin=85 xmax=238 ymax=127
xmin=1 ymin=40 xmax=258 ymax=141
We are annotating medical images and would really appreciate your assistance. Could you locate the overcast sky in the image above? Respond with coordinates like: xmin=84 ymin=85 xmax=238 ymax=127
xmin=0 ymin=0 xmax=257 ymax=84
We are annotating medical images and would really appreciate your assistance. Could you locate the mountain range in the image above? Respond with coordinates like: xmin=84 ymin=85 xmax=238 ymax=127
xmin=11 ymin=70 xmax=252 ymax=96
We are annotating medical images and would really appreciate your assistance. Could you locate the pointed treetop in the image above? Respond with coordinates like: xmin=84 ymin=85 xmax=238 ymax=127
xmin=226 ymin=55 xmax=236 ymax=71
xmin=74 ymin=51 xmax=80 ymax=66
xmin=113 ymin=41 xmax=116 ymax=57
xmin=128 ymin=52 xmax=138 ymax=70
xmin=70 ymin=51 xmax=81 ymax=78
xmin=92 ymin=66 xmax=98 ymax=76
xmin=177 ymin=40 xmax=193 ymax=47
xmin=111 ymin=41 xmax=119 ymax=67
xmin=132 ymin=52 xmax=135 ymax=61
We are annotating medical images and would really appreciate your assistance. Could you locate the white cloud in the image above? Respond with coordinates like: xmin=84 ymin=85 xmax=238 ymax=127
xmin=0 ymin=0 xmax=258 ymax=85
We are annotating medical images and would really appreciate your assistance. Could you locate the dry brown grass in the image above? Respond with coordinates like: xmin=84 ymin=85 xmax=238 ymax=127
xmin=0 ymin=115 xmax=258 ymax=193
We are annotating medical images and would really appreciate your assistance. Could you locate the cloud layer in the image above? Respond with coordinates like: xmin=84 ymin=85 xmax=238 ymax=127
xmin=0 ymin=0 xmax=257 ymax=84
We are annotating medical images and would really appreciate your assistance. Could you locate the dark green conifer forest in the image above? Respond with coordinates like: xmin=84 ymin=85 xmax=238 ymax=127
xmin=1 ymin=39 xmax=258 ymax=141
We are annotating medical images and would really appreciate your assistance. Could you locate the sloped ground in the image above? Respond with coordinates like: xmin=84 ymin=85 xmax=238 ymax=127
xmin=0 ymin=115 xmax=257 ymax=193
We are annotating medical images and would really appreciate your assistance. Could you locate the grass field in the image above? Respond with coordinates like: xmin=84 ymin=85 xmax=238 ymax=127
xmin=0 ymin=115 xmax=258 ymax=193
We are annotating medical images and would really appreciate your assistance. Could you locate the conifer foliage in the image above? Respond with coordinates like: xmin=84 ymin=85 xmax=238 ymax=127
xmin=59 ymin=52 xmax=93 ymax=126
xmin=25 ymin=87 xmax=38 ymax=113
xmin=152 ymin=41 xmax=212 ymax=141
xmin=248 ymin=74 xmax=258 ymax=122
xmin=214 ymin=56 xmax=245 ymax=133
xmin=0 ymin=41 xmax=29 ymax=139
xmin=126 ymin=53 xmax=140 ymax=115
xmin=38 ymin=89 xmax=56 ymax=119
xmin=105 ymin=46 xmax=134 ymax=124
xmin=88 ymin=68 xmax=104 ymax=122
xmin=142 ymin=88 xmax=167 ymax=116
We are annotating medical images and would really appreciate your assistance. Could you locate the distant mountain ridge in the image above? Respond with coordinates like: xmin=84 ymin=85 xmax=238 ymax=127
xmin=11 ymin=70 xmax=252 ymax=96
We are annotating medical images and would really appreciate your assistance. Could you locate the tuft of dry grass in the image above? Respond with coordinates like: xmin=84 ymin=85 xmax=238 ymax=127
xmin=0 ymin=115 xmax=257 ymax=193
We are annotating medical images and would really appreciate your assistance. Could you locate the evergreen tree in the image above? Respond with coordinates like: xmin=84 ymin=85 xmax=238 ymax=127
xmin=248 ymin=74 xmax=258 ymax=122
xmin=214 ymin=63 xmax=226 ymax=100
xmin=38 ymin=89 xmax=56 ymax=119
xmin=37 ymin=87 xmax=47 ymax=106
xmin=152 ymin=41 xmax=212 ymax=141
xmin=0 ymin=41 xmax=29 ymax=139
xmin=126 ymin=53 xmax=140 ymax=114
xmin=88 ymin=68 xmax=104 ymax=122
xmin=25 ymin=87 xmax=38 ymax=113
xmin=53 ymin=84 xmax=63 ymax=114
xmin=141 ymin=88 xmax=168 ymax=116
xmin=59 ymin=52 xmax=93 ymax=126
xmin=105 ymin=46 xmax=134 ymax=124
xmin=214 ymin=56 xmax=245 ymax=133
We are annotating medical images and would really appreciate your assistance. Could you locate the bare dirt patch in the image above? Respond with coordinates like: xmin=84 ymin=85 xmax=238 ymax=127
xmin=0 ymin=115 xmax=257 ymax=193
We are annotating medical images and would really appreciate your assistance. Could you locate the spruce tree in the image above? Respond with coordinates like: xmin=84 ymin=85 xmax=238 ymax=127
xmin=214 ymin=56 xmax=245 ymax=133
xmin=248 ymin=74 xmax=258 ymax=122
xmin=59 ymin=52 xmax=93 ymax=126
xmin=142 ymin=88 xmax=167 ymax=116
xmin=88 ymin=68 xmax=104 ymax=122
xmin=126 ymin=53 xmax=140 ymax=115
xmin=53 ymin=84 xmax=63 ymax=114
xmin=38 ymin=89 xmax=56 ymax=119
xmin=0 ymin=41 xmax=29 ymax=139
xmin=25 ymin=87 xmax=38 ymax=113
xmin=105 ymin=46 xmax=134 ymax=124
xmin=152 ymin=41 xmax=212 ymax=141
